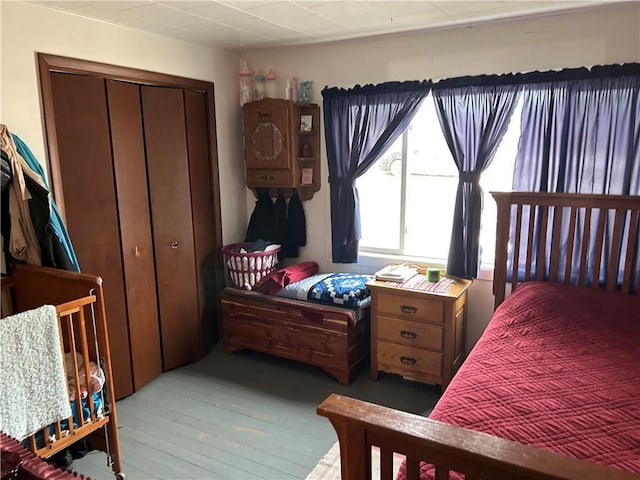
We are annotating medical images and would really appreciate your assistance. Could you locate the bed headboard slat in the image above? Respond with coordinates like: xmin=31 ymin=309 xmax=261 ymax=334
xmin=591 ymin=210 xmax=607 ymax=288
xmin=563 ymin=207 xmax=578 ymax=285
xmin=525 ymin=208 xmax=536 ymax=281
xmin=492 ymin=192 xmax=640 ymax=309
xmin=577 ymin=208 xmax=592 ymax=287
xmin=607 ymin=209 xmax=626 ymax=291
xmin=536 ymin=205 xmax=549 ymax=281
xmin=623 ymin=209 xmax=639 ymax=296
xmin=548 ymin=206 xmax=563 ymax=282
xmin=510 ymin=204 xmax=523 ymax=293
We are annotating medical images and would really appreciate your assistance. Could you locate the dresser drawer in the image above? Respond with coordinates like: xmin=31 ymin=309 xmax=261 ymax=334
xmin=377 ymin=315 xmax=443 ymax=351
xmin=247 ymin=168 xmax=291 ymax=186
xmin=377 ymin=291 xmax=444 ymax=323
xmin=377 ymin=341 xmax=442 ymax=380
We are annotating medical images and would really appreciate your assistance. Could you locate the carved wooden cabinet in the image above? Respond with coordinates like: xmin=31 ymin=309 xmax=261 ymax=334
xmin=242 ymin=98 xmax=320 ymax=200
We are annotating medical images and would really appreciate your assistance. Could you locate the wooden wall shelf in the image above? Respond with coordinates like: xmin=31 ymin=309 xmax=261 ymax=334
xmin=242 ymin=98 xmax=320 ymax=201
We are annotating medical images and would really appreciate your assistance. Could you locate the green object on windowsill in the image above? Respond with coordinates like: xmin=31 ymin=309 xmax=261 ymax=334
xmin=427 ymin=267 xmax=441 ymax=282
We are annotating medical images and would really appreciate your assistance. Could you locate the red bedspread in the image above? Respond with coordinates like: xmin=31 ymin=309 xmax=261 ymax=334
xmin=397 ymin=282 xmax=640 ymax=479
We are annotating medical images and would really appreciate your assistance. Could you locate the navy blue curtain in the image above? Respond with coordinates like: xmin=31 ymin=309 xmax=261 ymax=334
xmin=322 ymin=81 xmax=431 ymax=263
xmin=433 ymin=83 xmax=521 ymax=278
xmin=512 ymin=66 xmax=640 ymax=287
xmin=514 ymin=75 xmax=640 ymax=194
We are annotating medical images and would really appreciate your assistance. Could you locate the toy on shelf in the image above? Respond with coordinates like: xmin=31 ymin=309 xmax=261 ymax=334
xmin=239 ymin=58 xmax=253 ymax=106
xmin=298 ymin=80 xmax=313 ymax=102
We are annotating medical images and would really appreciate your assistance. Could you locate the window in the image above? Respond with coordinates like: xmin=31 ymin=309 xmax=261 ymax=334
xmin=356 ymin=95 xmax=522 ymax=268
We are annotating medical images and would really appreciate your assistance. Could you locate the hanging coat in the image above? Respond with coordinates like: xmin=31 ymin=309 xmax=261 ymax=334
xmin=0 ymin=125 xmax=80 ymax=272
xmin=245 ymin=191 xmax=275 ymax=242
xmin=13 ymin=133 xmax=80 ymax=271
xmin=1 ymin=151 xmax=12 ymax=271
xmin=1 ymin=125 xmax=42 ymax=267
xmin=285 ymin=192 xmax=306 ymax=258
xmin=273 ymin=193 xmax=287 ymax=260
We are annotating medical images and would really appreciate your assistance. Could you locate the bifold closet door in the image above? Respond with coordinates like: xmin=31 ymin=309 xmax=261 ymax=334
xmin=48 ymin=72 xmax=134 ymax=398
xmin=106 ymin=80 xmax=163 ymax=390
xmin=184 ymin=90 xmax=218 ymax=351
xmin=141 ymin=86 xmax=201 ymax=370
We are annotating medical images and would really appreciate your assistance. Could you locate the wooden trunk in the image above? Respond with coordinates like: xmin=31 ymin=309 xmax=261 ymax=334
xmin=220 ymin=288 xmax=369 ymax=385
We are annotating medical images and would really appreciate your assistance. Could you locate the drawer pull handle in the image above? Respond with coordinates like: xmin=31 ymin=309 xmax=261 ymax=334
xmin=400 ymin=329 xmax=417 ymax=339
xmin=400 ymin=304 xmax=417 ymax=314
xmin=260 ymin=175 xmax=274 ymax=180
xmin=400 ymin=356 xmax=417 ymax=365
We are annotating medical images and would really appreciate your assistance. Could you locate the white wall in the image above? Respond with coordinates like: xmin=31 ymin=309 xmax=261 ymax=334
xmin=242 ymin=3 xmax=640 ymax=350
xmin=0 ymin=1 xmax=247 ymax=247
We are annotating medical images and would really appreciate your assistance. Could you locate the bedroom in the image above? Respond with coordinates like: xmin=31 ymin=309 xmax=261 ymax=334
xmin=1 ymin=1 xmax=639 ymax=479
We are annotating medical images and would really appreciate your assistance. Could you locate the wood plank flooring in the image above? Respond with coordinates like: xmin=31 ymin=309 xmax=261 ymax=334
xmin=71 ymin=344 xmax=441 ymax=479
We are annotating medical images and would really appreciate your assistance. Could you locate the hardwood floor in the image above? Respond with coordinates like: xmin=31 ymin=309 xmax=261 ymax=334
xmin=72 ymin=344 xmax=442 ymax=479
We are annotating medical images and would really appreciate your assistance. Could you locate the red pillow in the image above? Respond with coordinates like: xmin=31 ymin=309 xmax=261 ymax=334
xmin=253 ymin=262 xmax=319 ymax=295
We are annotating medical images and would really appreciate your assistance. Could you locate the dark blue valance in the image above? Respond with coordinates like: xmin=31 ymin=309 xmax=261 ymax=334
xmin=321 ymin=80 xmax=432 ymax=98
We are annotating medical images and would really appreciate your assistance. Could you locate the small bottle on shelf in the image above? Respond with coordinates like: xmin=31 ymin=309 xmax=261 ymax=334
xmin=284 ymin=77 xmax=291 ymax=100
xmin=300 ymin=141 xmax=312 ymax=158
xmin=291 ymin=76 xmax=298 ymax=102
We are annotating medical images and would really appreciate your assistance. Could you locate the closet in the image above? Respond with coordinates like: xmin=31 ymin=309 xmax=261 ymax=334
xmin=38 ymin=54 xmax=223 ymax=399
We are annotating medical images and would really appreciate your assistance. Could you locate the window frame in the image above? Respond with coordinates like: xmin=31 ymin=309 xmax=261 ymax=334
xmin=356 ymin=94 xmax=522 ymax=275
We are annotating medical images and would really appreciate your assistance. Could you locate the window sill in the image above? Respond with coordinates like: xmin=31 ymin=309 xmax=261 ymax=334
xmin=357 ymin=251 xmax=494 ymax=282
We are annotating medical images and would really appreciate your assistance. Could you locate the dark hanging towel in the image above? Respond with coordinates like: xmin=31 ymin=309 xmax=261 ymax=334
xmin=245 ymin=190 xmax=275 ymax=242
xmin=273 ymin=193 xmax=287 ymax=260
xmin=285 ymin=192 xmax=306 ymax=258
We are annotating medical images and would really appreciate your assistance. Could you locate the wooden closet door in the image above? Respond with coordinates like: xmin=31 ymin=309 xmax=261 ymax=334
xmin=106 ymin=80 xmax=163 ymax=390
xmin=141 ymin=85 xmax=201 ymax=370
xmin=49 ymin=72 xmax=134 ymax=398
xmin=184 ymin=90 xmax=217 ymax=351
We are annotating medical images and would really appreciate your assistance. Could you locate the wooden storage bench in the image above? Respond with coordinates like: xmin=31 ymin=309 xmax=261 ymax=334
xmin=221 ymin=287 xmax=370 ymax=385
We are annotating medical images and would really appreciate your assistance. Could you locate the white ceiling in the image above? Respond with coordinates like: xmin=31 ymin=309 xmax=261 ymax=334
xmin=31 ymin=0 xmax=619 ymax=51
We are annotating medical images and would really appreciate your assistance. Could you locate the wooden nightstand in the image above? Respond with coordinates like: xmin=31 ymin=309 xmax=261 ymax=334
xmin=368 ymin=275 xmax=471 ymax=390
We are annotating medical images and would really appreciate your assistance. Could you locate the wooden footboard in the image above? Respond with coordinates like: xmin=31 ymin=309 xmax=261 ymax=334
xmin=318 ymin=394 xmax=638 ymax=480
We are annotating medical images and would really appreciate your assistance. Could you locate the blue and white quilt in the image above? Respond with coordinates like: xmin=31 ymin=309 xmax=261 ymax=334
xmin=275 ymin=272 xmax=373 ymax=309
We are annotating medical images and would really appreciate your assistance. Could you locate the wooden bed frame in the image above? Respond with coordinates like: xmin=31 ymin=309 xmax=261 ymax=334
xmin=318 ymin=192 xmax=640 ymax=480
xmin=1 ymin=264 xmax=123 ymax=479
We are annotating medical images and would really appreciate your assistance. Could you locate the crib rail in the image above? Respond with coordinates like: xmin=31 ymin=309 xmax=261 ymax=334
xmin=1 ymin=265 xmax=123 ymax=478
xmin=318 ymin=394 xmax=638 ymax=480
xmin=22 ymin=296 xmax=109 ymax=458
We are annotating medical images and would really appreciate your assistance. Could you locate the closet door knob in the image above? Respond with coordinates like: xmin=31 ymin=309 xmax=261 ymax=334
xmin=170 ymin=242 xmax=179 ymax=249
xmin=135 ymin=246 xmax=142 ymax=257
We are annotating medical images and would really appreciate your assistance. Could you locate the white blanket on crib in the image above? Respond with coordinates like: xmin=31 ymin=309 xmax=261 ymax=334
xmin=0 ymin=305 xmax=72 ymax=440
